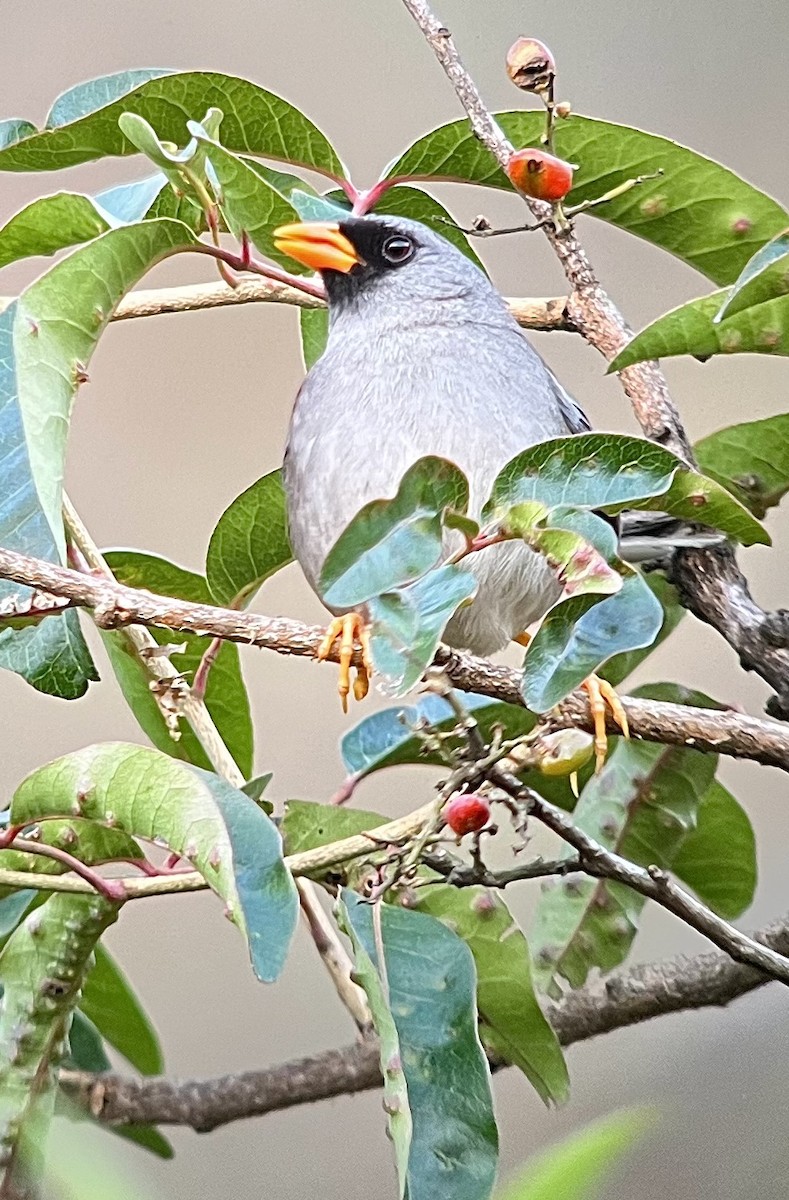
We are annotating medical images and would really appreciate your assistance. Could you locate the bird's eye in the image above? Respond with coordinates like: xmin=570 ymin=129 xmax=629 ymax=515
xmin=382 ymin=234 xmax=415 ymax=265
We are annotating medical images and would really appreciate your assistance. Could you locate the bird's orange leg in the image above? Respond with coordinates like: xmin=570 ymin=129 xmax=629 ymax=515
xmin=317 ymin=613 xmax=373 ymax=712
xmin=582 ymin=674 xmax=630 ymax=772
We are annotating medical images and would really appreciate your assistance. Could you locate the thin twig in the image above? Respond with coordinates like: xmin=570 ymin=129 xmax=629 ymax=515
xmin=61 ymin=501 xmax=372 ymax=1036
xmin=1 ymin=546 xmax=787 ymax=770
xmin=58 ymin=911 xmax=789 ymax=1130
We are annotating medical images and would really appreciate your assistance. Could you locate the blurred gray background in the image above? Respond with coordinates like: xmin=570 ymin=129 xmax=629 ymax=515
xmin=2 ymin=1 xmax=789 ymax=1196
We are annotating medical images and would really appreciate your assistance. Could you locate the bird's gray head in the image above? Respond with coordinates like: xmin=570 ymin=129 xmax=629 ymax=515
xmin=274 ymin=213 xmax=510 ymax=328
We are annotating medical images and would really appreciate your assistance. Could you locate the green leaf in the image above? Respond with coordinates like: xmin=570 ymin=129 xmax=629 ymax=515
xmin=340 ymin=890 xmax=498 ymax=1200
xmin=299 ymin=307 xmax=329 ymax=369
xmin=282 ymin=799 xmax=386 ymax=858
xmin=193 ymin=136 xmax=313 ymax=272
xmin=694 ymin=414 xmax=789 ymax=518
xmin=0 ymin=303 xmax=97 ymax=698
xmin=530 ymin=689 xmax=718 ymax=995
xmin=410 ymin=886 xmax=568 ymax=1107
xmin=0 ymin=817 xmax=144 ymax=878
xmin=65 ymin=1011 xmax=111 ymax=1074
xmin=485 ymin=434 xmax=768 ymax=547
xmin=104 ymin=550 xmax=253 ymax=777
xmin=79 ymin=944 xmax=163 ymax=1075
xmin=388 ymin=113 xmax=788 ymax=285
xmin=0 ymin=71 xmax=344 ymax=178
xmin=609 ymin=290 xmax=789 ymax=369
xmin=522 ymin=570 xmax=664 ymax=711
xmin=0 ymin=192 xmax=114 ymax=271
xmin=46 ymin=1117 xmax=162 ymax=1198
xmin=112 ymin=1123 xmax=174 ymax=1159
xmin=672 ymin=781 xmax=756 ymax=919
xmin=495 ymin=1108 xmax=655 ymax=1200
xmin=205 ymin=470 xmax=293 ymax=607
xmin=369 ymin=564 xmax=477 ymax=695
xmin=716 ymin=229 xmax=789 ymax=321
xmin=341 ymin=693 xmax=535 ymax=780
xmin=12 ymin=745 xmax=299 ymax=983
xmin=320 ymin=457 xmax=470 ymax=608
xmin=0 ymin=893 xmax=118 ymax=1176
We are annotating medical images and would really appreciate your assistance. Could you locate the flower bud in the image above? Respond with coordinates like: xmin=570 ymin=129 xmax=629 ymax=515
xmin=505 ymin=37 xmax=556 ymax=94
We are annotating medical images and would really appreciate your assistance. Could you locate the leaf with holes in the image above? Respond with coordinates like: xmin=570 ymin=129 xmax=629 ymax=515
xmin=672 ymin=781 xmax=756 ymax=920
xmin=339 ymin=889 xmax=498 ymax=1200
xmin=320 ymin=457 xmax=470 ymax=608
xmin=369 ymin=564 xmax=476 ymax=695
xmin=0 ymin=70 xmax=344 ymax=178
xmin=12 ymin=744 xmax=298 ymax=982
xmin=103 ymin=550 xmax=253 ymax=778
xmin=387 ymin=112 xmax=788 ymax=285
xmin=529 ymin=687 xmax=719 ymax=995
xmin=205 ymin=470 xmax=293 ymax=607
xmin=694 ymin=414 xmax=789 ymax=518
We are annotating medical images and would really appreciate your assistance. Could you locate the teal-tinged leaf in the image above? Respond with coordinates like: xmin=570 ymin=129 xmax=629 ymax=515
xmin=94 ymin=174 xmax=169 ymax=223
xmin=205 ymin=470 xmax=293 ymax=607
xmin=485 ymin=434 xmax=768 ymax=547
xmin=320 ymin=457 xmax=470 ymax=608
xmin=14 ymin=219 xmax=199 ymax=564
xmin=0 ymin=71 xmax=343 ymax=178
xmin=80 ymin=944 xmax=163 ymax=1075
xmin=0 ymin=891 xmax=36 ymax=938
xmin=104 ymin=550 xmax=253 ymax=776
xmin=12 ymin=745 xmax=299 ymax=983
xmin=411 ymin=886 xmax=568 ymax=1107
xmin=495 ymin=1108 xmax=655 ymax=1200
xmin=0 ymin=893 xmax=118 ymax=1177
xmin=369 ymin=564 xmax=477 ymax=695
xmin=46 ymin=70 xmax=173 ymax=127
xmin=341 ymin=693 xmax=535 ymax=780
xmin=601 ymin=574 xmax=683 ymax=686
xmin=716 ymin=229 xmax=789 ymax=321
xmin=522 ymin=570 xmax=664 ymax=711
xmin=530 ymin=688 xmax=718 ymax=995
xmin=387 ymin=112 xmax=788 ymax=285
xmin=0 ymin=303 xmax=97 ymax=698
xmin=672 ymin=781 xmax=756 ymax=919
xmin=609 ymin=290 xmax=789 ymax=370
xmin=694 ymin=414 xmax=789 ymax=518
xmin=0 ymin=193 xmax=113 ymax=271
xmin=0 ymin=119 xmax=36 ymax=149
xmin=340 ymin=890 xmax=498 ymax=1200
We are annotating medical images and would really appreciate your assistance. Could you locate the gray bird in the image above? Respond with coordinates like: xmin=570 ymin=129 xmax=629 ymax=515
xmin=273 ymin=214 xmax=707 ymax=738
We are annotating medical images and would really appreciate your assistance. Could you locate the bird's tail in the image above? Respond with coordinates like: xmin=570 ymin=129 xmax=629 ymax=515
xmin=618 ymin=512 xmax=727 ymax=565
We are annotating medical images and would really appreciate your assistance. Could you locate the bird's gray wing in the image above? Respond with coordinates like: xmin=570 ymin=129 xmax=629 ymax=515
xmin=550 ymin=375 xmax=593 ymax=434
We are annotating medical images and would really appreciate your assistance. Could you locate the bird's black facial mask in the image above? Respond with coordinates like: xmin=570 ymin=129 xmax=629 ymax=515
xmin=323 ymin=218 xmax=419 ymax=308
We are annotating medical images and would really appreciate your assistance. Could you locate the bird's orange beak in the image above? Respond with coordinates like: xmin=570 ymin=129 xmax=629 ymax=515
xmin=273 ymin=221 xmax=362 ymax=274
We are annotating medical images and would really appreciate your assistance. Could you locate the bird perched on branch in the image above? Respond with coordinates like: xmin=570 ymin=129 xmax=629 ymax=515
xmin=273 ymin=214 xmax=697 ymax=760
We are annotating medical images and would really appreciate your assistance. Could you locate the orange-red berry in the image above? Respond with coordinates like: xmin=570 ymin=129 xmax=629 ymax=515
xmin=507 ymin=148 xmax=574 ymax=202
xmin=445 ymin=794 xmax=491 ymax=837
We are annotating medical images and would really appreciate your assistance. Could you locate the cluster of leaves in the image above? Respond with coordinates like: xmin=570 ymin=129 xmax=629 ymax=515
xmin=0 ymin=65 xmax=785 ymax=1200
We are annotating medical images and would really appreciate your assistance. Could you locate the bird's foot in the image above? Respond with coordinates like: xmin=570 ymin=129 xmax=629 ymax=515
xmin=581 ymin=674 xmax=630 ymax=772
xmin=317 ymin=613 xmax=373 ymax=712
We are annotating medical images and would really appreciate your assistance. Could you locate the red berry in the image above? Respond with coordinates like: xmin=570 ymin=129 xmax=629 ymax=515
xmin=506 ymin=148 xmax=574 ymax=202
xmin=444 ymin=793 xmax=491 ymax=837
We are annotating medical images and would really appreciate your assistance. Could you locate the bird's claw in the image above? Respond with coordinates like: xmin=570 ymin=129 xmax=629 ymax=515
xmin=582 ymin=674 xmax=630 ymax=772
xmin=317 ymin=613 xmax=373 ymax=712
